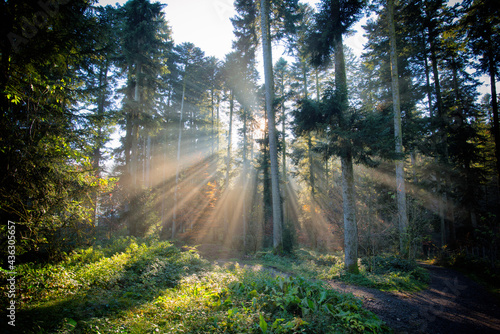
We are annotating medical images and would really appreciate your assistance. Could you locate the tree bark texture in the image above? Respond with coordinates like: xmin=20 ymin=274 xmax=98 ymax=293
xmin=260 ymin=0 xmax=283 ymax=252
xmin=388 ymin=0 xmax=408 ymax=254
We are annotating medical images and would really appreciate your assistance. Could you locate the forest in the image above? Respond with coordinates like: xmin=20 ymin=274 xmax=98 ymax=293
xmin=1 ymin=0 xmax=499 ymax=333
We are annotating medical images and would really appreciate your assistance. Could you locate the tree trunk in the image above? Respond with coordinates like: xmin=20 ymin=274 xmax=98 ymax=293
xmin=332 ymin=0 xmax=358 ymax=272
xmin=426 ymin=9 xmax=449 ymax=247
xmin=226 ymin=90 xmax=234 ymax=189
xmin=388 ymin=0 xmax=408 ymax=255
xmin=488 ymin=44 xmax=500 ymax=187
xmin=211 ymin=88 xmax=215 ymax=155
xmin=130 ymin=62 xmax=142 ymax=188
xmin=224 ymin=89 xmax=234 ymax=236
xmin=260 ymin=0 xmax=283 ymax=253
xmin=173 ymin=80 xmax=186 ymax=239
xmin=341 ymin=153 xmax=358 ymax=273
xmin=243 ymin=107 xmax=249 ymax=249
xmin=281 ymin=100 xmax=287 ymax=225
xmin=145 ymin=135 xmax=151 ymax=187
xmin=302 ymin=59 xmax=308 ymax=99
xmin=93 ymin=60 xmax=108 ymax=226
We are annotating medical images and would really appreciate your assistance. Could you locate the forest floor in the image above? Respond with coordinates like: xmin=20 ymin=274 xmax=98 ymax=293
xmin=323 ymin=263 xmax=500 ymax=334
xmin=197 ymin=244 xmax=500 ymax=334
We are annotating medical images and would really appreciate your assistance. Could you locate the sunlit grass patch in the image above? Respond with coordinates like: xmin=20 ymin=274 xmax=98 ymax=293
xmin=6 ymin=240 xmax=392 ymax=333
xmin=246 ymin=249 xmax=429 ymax=292
xmin=8 ymin=237 xmax=209 ymax=333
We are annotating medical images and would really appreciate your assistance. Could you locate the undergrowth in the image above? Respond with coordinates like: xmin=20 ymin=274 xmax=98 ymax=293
xmin=0 ymin=238 xmax=391 ymax=333
xmin=249 ymin=249 xmax=429 ymax=292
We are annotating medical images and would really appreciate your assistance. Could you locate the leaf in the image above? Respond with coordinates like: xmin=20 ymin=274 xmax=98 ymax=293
xmin=66 ymin=317 xmax=77 ymax=328
xmin=319 ymin=290 xmax=327 ymax=304
xmin=259 ymin=314 xmax=268 ymax=333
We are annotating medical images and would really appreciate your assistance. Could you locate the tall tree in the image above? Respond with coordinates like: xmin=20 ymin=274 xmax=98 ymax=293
xmin=259 ymin=0 xmax=299 ymax=253
xmin=307 ymin=0 xmax=364 ymax=273
xmin=260 ymin=0 xmax=283 ymax=252
xmin=387 ymin=0 xmax=408 ymax=254
xmin=1 ymin=0 xmax=108 ymax=257
xmin=118 ymin=0 xmax=167 ymax=236
xmin=461 ymin=0 xmax=500 ymax=188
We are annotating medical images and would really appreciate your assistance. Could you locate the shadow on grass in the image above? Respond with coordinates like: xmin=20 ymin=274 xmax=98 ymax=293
xmin=4 ymin=245 xmax=208 ymax=334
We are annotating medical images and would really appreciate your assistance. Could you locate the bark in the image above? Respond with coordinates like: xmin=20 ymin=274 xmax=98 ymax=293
xmin=224 ymin=90 xmax=234 ymax=236
xmin=260 ymin=0 xmax=283 ymax=252
xmin=332 ymin=0 xmax=358 ymax=272
xmin=211 ymin=88 xmax=215 ymax=155
xmin=341 ymin=153 xmax=358 ymax=273
xmin=302 ymin=59 xmax=309 ymax=99
xmin=173 ymin=80 xmax=186 ymax=239
xmin=279 ymin=69 xmax=287 ymax=224
xmin=308 ymin=135 xmax=315 ymax=195
xmin=226 ymin=90 xmax=234 ymax=189
xmin=488 ymin=45 xmax=500 ymax=186
xmin=93 ymin=60 xmax=108 ymax=226
xmin=145 ymin=135 xmax=151 ymax=187
xmin=217 ymin=94 xmax=220 ymax=153
xmin=388 ymin=0 xmax=408 ymax=254
xmin=426 ymin=7 xmax=448 ymax=247
xmin=281 ymin=100 xmax=287 ymax=225
xmin=243 ymin=106 xmax=249 ymax=249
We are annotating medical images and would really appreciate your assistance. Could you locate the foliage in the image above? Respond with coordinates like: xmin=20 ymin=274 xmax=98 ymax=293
xmin=0 ymin=0 xmax=114 ymax=260
xmin=0 ymin=237 xmax=208 ymax=333
xmin=247 ymin=249 xmax=429 ymax=292
xmin=0 ymin=238 xmax=393 ymax=333
xmin=431 ymin=222 xmax=500 ymax=289
xmin=220 ymin=269 xmax=389 ymax=333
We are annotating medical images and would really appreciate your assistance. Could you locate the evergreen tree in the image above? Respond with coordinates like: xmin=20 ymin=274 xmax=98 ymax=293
xmin=306 ymin=0 xmax=364 ymax=273
xmin=461 ymin=0 xmax=500 ymax=190
xmin=259 ymin=0 xmax=300 ymax=254
xmin=387 ymin=0 xmax=408 ymax=254
xmin=1 ymin=0 xmax=109 ymax=257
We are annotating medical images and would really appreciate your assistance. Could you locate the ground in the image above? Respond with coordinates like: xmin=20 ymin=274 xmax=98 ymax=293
xmin=195 ymin=245 xmax=500 ymax=333
xmin=325 ymin=263 xmax=500 ymax=334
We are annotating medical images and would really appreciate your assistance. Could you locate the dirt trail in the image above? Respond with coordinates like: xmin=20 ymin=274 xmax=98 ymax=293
xmin=325 ymin=264 xmax=500 ymax=333
xmin=198 ymin=245 xmax=500 ymax=333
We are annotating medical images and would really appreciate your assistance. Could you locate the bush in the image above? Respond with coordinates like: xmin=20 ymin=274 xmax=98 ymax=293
xmin=220 ymin=270 xmax=390 ymax=333
xmin=362 ymin=255 xmax=418 ymax=274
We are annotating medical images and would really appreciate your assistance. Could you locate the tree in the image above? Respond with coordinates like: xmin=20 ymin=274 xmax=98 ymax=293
xmin=170 ymin=42 xmax=208 ymax=237
xmin=461 ymin=0 xmax=500 ymax=188
xmin=387 ymin=0 xmax=408 ymax=254
xmin=260 ymin=0 xmax=282 ymax=252
xmin=307 ymin=0 xmax=364 ymax=273
xmin=117 ymin=0 xmax=168 ymax=236
xmin=1 ymin=0 xmax=110 ymax=257
xmin=259 ymin=0 xmax=300 ymax=253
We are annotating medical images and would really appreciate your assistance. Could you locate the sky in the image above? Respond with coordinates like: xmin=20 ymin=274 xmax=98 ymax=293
xmin=98 ymin=0 xmax=366 ymax=60
xmin=98 ymin=0 xmax=493 ymax=96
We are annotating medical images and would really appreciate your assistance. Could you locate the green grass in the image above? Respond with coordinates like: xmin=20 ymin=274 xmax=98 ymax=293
xmin=245 ymin=249 xmax=429 ymax=292
xmin=1 ymin=239 xmax=392 ymax=333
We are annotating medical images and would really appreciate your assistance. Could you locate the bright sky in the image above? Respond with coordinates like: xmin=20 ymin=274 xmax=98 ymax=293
xmin=98 ymin=0 xmax=236 ymax=59
xmin=98 ymin=0 xmax=493 ymax=95
xmin=98 ymin=0 xmax=366 ymax=60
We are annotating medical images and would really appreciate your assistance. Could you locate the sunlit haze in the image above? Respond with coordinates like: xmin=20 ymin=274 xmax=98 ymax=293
xmin=98 ymin=0 xmax=366 ymax=60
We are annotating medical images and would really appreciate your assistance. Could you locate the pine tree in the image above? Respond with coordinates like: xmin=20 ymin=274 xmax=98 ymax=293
xmin=461 ymin=0 xmax=500 ymax=190
xmin=117 ymin=0 xmax=167 ymax=236
xmin=307 ymin=0 xmax=364 ymax=273
xmin=387 ymin=0 xmax=408 ymax=254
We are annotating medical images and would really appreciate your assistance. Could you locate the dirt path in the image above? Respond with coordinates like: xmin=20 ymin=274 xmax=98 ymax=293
xmin=325 ymin=264 xmax=500 ymax=333
xmin=199 ymin=244 xmax=500 ymax=333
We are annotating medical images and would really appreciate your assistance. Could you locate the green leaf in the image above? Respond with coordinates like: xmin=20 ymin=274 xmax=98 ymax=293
xmin=259 ymin=314 xmax=268 ymax=333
